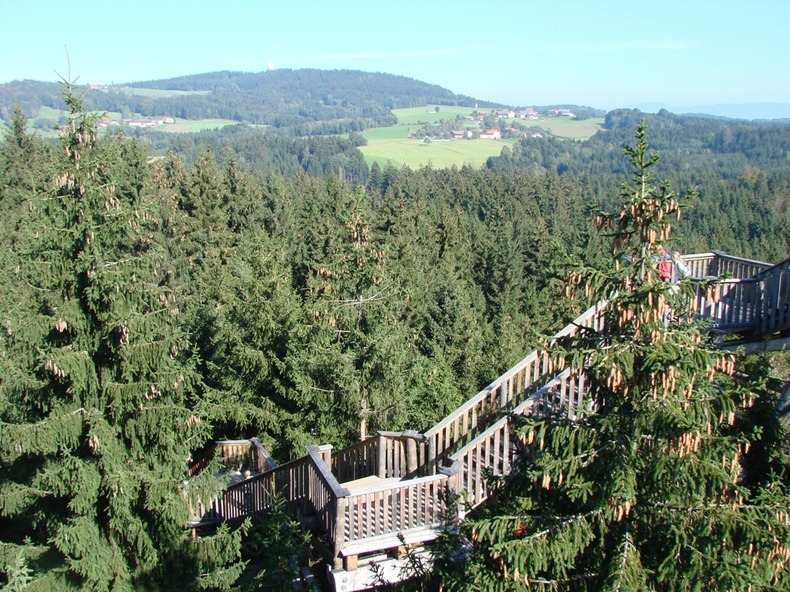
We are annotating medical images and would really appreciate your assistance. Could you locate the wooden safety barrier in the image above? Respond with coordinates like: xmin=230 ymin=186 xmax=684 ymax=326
xmin=422 ymin=300 xmax=607 ymax=473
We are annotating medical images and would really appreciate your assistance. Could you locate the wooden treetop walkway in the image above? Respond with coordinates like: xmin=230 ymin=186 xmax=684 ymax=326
xmin=186 ymin=251 xmax=789 ymax=590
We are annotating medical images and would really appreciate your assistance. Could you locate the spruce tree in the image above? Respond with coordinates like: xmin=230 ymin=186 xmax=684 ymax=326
xmin=0 ymin=85 xmax=245 ymax=590
xmin=448 ymin=123 xmax=790 ymax=591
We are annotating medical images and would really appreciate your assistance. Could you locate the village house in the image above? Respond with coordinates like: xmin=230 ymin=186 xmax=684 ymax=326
xmin=122 ymin=116 xmax=176 ymax=127
xmin=96 ymin=117 xmax=120 ymax=128
xmin=451 ymin=129 xmax=473 ymax=139
xmin=479 ymin=129 xmax=501 ymax=140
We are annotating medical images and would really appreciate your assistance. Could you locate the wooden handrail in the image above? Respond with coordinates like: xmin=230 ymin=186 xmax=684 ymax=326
xmin=447 ymin=368 xmax=587 ymax=509
xmin=756 ymin=258 xmax=790 ymax=335
xmin=707 ymin=250 xmax=772 ymax=279
xmin=691 ymin=257 xmax=790 ymax=335
xmin=250 ymin=437 xmax=277 ymax=473
xmin=186 ymin=441 xmax=218 ymax=477
xmin=421 ymin=299 xmax=606 ymax=471
xmin=187 ymin=439 xmax=277 ymax=478
xmin=750 ymin=256 xmax=790 ymax=281
xmin=332 ymin=436 xmax=379 ymax=483
xmin=305 ymin=446 xmax=351 ymax=559
xmin=305 ymin=446 xmax=351 ymax=498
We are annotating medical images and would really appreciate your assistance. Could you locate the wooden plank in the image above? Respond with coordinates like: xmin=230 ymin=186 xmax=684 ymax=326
xmin=484 ymin=433 xmax=492 ymax=480
xmin=474 ymin=442 xmax=483 ymax=504
xmin=493 ymin=428 xmax=501 ymax=476
xmin=339 ymin=525 xmax=443 ymax=558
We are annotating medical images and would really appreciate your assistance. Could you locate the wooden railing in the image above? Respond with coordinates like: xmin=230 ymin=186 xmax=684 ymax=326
xmin=188 ymin=444 xmax=348 ymax=552
xmin=708 ymin=250 xmax=773 ymax=279
xmin=422 ymin=299 xmax=607 ymax=471
xmin=445 ymin=368 xmax=590 ymax=509
xmin=342 ymin=473 xmax=450 ymax=547
xmin=754 ymin=257 xmax=790 ymax=335
xmin=683 ymin=251 xmax=772 ymax=280
xmin=304 ymin=447 xmax=350 ymax=560
xmin=331 ymin=436 xmax=379 ymax=484
xmin=690 ymin=256 xmax=790 ymax=335
xmin=186 ymin=438 xmax=276 ymax=478
xmin=693 ymin=279 xmax=762 ymax=331
xmin=332 ymin=430 xmax=431 ymax=483
xmin=189 ymin=453 xmax=309 ymax=527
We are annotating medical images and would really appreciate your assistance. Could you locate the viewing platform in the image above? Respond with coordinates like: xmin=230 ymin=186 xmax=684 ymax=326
xmin=186 ymin=250 xmax=789 ymax=591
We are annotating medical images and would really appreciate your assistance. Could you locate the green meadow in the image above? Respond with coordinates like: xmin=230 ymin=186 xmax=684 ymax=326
xmin=519 ymin=117 xmax=604 ymax=139
xmin=391 ymin=105 xmax=478 ymax=124
xmin=359 ymin=106 xmax=603 ymax=169
xmin=154 ymin=118 xmax=238 ymax=133
xmin=360 ymin=132 xmax=518 ymax=169
xmin=20 ymin=104 xmax=236 ymax=136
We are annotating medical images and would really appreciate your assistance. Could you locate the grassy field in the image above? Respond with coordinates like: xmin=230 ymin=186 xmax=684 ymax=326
xmin=364 ymin=107 xmax=510 ymax=168
xmin=392 ymin=105 xmax=477 ymax=125
xmin=154 ymin=118 xmax=238 ymax=133
xmin=20 ymin=105 xmax=237 ymax=136
xmin=363 ymin=125 xmax=421 ymax=141
xmin=358 ymin=110 xmax=604 ymax=168
xmin=360 ymin=134 xmax=518 ymax=169
xmin=521 ymin=117 xmax=604 ymax=139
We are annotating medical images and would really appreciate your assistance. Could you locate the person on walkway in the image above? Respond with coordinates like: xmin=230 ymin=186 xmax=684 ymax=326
xmin=672 ymin=251 xmax=691 ymax=282
xmin=655 ymin=244 xmax=673 ymax=282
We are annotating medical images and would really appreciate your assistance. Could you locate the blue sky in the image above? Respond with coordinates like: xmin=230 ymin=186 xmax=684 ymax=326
xmin=1 ymin=0 xmax=788 ymax=112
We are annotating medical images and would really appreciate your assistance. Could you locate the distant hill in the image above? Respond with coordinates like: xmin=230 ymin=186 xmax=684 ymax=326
xmin=632 ymin=102 xmax=790 ymax=121
xmin=0 ymin=69 xmax=502 ymax=136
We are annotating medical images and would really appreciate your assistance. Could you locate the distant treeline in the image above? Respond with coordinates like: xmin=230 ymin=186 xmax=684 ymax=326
xmin=147 ymin=126 xmax=370 ymax=184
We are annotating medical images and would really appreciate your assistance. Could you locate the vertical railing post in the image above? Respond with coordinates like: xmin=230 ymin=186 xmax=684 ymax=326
xmin=333 ymin=495 xmax=347 ymax=569
xmin=314 ymin=444 xmax=333 ymax=468
xmin=439 ymin=460 xmax=464 ymax=523
xmin=377 ymin=432 xmax=387 ymax=478
xmin=427 ymin=437 xmax=437 ymax=475
xmin=402 ymin=430 xmax=420 ymax=476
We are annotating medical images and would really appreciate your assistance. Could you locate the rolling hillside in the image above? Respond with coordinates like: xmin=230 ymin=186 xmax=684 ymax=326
xmin=0 ymin=69 xmax=501 ymax=135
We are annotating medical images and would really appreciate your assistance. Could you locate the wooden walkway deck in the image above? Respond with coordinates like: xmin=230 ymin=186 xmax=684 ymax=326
xmin=186 ymin=251 xmax=790 ymax=591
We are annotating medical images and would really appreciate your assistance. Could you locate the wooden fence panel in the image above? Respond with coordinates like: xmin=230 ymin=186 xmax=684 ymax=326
xmin=758 ymin=259 xmax=790 ymax=335
xmin=332 ymin=437 xmax=379 ymax=483
xmin=342 ymin=474 xmax=448 ymax=544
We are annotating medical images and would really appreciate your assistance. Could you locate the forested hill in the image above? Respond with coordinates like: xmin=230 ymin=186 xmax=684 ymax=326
xmin=487 ymin=108 xmax=790 ymax=261
xmin=129 ymin=68 xmax=487 ymax=111
xmin=490 ymin=108 xmax=790 ymax=180
xmin=0 ymin=69 xmax=497 ymax=134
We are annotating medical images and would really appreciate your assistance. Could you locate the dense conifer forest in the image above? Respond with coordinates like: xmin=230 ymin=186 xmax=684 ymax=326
xmin=0 ymin=77 xmax=788 ymax=590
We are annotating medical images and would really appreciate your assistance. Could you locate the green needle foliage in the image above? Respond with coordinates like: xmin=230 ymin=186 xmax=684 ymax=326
xmin=0 ymin=84 xmax=245 ymax=590
xmin=449 ymin=123 xmax=790 ymax=591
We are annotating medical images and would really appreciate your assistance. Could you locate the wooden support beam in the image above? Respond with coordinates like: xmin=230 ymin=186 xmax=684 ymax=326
xmin=343 ymin=554 xmax=358 ymax=571
xmin=390 ymin=545 xmax=408 ymax=559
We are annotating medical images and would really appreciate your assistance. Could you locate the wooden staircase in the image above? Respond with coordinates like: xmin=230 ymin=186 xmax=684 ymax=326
xmin=187 ymin=251 xmax=789 ymax=591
